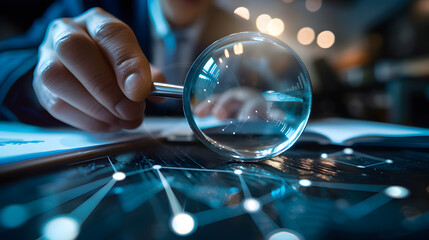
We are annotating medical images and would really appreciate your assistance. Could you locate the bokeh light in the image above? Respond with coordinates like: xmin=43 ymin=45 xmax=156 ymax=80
xmin=256 ymin=14 xmax=272 ymax=33
xmin=234 ymin=7 xmax=250 ymax=20
xmin=267 ymin=18 xmax=285 ymax=36
xmin=233 ymin=43 xmax=244 ymax=55
xmin=317 ymin=30 xmax=335 ymax=49
xmin=43 ymin=215 xmax=80 ymax=240
xmin=0 ymin=204 xmax=29 ymax=228
xmin=305 ymin=0 xmax=322 ymax=12
xmin=297 ymin=27 xmax=315 ymax=45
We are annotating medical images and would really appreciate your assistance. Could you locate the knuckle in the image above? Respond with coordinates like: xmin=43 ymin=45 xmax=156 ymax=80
xmin=53 ymin=31 xmax=88 ymax=56
xmin=86 ymin=7 xmax=104 ymax=15
xmin=91 ymin=79 xmax=116 ymax=102
xmin=47 ymin=99 xmax=65 ymax=116
xmin=93 ymin=20 xmax=131 ymax=41
xmin=37 ymin=60 xmax=64 ymax=87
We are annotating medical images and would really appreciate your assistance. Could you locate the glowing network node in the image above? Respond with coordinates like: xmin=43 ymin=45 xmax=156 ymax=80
xmin=170 ymin=212 xmax=196 ymax=236
xmin=243 ymin=198 xmax=261 ymax=213
xmin=153 ymin=165 xmax=162 ymax=170
xmin=320 ymin=153 xmax=328 ymax=159
xmin=298 ymin=179 xmax=312 ymax=187
xmin=112 ymin=172 xmax=126 ymax=181
xmin=356 ymin=165 xmax=365 ymax=169
xmin=384 ymin=186 xmax=410 ymax=199
xmin=386 ymin=159 xmax=393 ymax=164
xmin=268 ymin=229 xmax=302 ymax=240
xmin=234 ymin=169 xmax=243 ymax=175
xmin=43 ymin=215 xmax=80 ymax=240
xmin=343 ymin=148 xmax=354 ymax=155
xmin=0 ymin=204 xmax=29 ymax=228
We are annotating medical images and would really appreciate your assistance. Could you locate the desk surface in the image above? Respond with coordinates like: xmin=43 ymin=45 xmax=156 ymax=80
xmin=0 ymin=140 xmax=429 ymax=240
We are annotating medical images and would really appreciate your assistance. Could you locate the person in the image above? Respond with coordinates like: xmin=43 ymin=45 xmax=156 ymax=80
xmin=0 ymin=0 xmax=252 ymax=132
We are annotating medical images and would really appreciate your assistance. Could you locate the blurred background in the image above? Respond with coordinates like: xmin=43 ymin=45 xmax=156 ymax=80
xmin=1 ymin=0 xmax=428 ymax=127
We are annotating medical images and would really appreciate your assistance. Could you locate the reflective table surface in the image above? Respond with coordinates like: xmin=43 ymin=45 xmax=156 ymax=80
xmin=0 ymin=140 xmax=428 ymax=240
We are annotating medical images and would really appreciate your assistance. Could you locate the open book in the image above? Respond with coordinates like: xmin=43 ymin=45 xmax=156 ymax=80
xmin=301 ymin=118 xmax=429 ymax=148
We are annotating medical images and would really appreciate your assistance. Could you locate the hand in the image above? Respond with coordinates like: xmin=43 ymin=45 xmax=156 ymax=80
xmin=195 ymin=87 xmax=269 ymax=121
xmin=33 ymin=7 xmax=164 ymax=132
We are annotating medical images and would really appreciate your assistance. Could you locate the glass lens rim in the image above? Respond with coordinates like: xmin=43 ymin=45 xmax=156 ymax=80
xmin=183 ymin=31 xmax=313 ymax=161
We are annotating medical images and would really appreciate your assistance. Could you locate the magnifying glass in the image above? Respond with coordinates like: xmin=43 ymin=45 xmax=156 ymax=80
xmin=150 ymin=32 xmax=312 ymax=161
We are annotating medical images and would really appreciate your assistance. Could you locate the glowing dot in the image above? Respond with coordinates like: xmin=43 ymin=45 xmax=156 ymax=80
xmin=247 ymin=116 xmax=250 ymax=119
xmin=226 ymin=65 xmax=229 ymax=68
xmin=153 ymin=165 xmax=162 ymax=170
xmin=317 ymin=30 xmax=335 ymax=49
xmin=222 ymin=129 xmax=224 ymax=131
xmin=224 ymin=49 xmax=230 ymax=58
xmin=298 ymin=179 xmax=312 ymax=187
xmin=256 ymin=14 xmax=272 ymax=33
xmin=384 ymin=186 xmax=409 ymax=199
xmin=230 ymin=121 xmax=233 ymax=123
xmin=204 ymin=89 xmax=206 ymax=92
xmin=208 ymin=100 xmax=211 ymax=103
xmin=43 ymin=215 xmax=80 ymax=240
xmin=297 ymin=27 xmax=315 ymax=45
xmin=320 ymin=153 xmax=328 ymax=159
xmin=0 ymin=204 xmax=29 ymax=228
xmin=267 ymin=18 xmax=284 ymax=36
xmin=112 ymin=171 xmax=126 ymax=181
xmin=170 ymin=213 xmax=196 ymax=236
xmin=218 ymin=58 xmax=223 ymax=63
xmin=268 ymin=229 xmax=302 ymax=240
xmin=386 ymin=159 xmax=393 ymax=164
xmin=217 ymin=81 xmax=219 ymax=84
xmin=356 ymin=165 xmax=365 ymax=169
xmin=255 ymin=110 xmax=258 ymax=113
xmin=234 ymin=7 xmax=250 ymax=20
xmin=243 ymin=198 xmax=261 ymax=213
xmin=305 ymin=0 xmax=322 ymax=12
xmin=343 ymin=148 xmax=354 ymax=155
xmin=233 ymin=132 xmax=236 ymax=135
xmin=234 ymin=169 xmax=243 ymax=175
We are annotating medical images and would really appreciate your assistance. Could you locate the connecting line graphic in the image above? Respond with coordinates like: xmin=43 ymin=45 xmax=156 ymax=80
xmin=3 ymin=158 xmax=414 ymax=240
xmin=0 ymin=177 xmax=110 ymax=229
xmin=320 ymin=147 xmax=394 ymax=169
xmin=343 ymin=186 xmax=409 ymax=219
xmin=39 ymin=158 xmax=128 ymax=240
xmin=152 ymin=165 xmax=197 ymax=236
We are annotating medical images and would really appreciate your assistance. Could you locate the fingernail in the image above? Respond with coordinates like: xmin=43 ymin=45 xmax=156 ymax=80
xmin=124 ymin=73 xmax=142 ymax=93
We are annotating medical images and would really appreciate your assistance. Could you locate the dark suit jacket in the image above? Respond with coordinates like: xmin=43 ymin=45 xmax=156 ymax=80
xmin=0 ymin=0 xmax=252 ymax=126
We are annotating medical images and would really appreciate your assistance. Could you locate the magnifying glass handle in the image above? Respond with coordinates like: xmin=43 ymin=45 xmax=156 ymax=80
xmin=150 ymin=82 xmax=183 ymax=99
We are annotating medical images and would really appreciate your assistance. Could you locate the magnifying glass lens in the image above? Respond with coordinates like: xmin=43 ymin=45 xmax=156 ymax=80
xmin=183 ymin=32 xmax=312 ymax=161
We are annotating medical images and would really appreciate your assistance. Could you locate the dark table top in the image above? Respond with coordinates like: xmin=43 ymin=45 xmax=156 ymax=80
xmin=0 ymin=140 xmax=428 ymax=240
